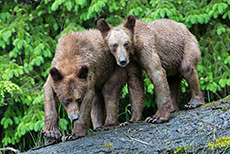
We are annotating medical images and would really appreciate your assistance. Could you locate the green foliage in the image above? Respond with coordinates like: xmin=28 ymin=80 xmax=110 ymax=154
xmin=0 ymin=0 xmax=229 ymax=152
xmin=208 ymin=136 xmax=230 ymax=151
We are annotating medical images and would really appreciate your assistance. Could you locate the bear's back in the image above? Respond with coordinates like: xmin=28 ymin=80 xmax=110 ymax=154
xmin=134 ymin=19 xmax=198 ymax=75
xmin=50 ymin=30 xmax=115 ymax=88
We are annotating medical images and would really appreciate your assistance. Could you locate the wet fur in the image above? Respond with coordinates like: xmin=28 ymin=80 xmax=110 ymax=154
xmin=43 ymin=30 xmax=144 ymax=140
xmin=98 ymin=15 xmax=204 ymax=123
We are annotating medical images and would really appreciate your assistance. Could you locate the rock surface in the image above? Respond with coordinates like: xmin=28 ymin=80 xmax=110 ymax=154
xmin=23 ymin=97 xmax=230 ymax=154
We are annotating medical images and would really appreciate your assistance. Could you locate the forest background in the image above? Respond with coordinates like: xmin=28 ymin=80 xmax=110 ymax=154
xmin=0 ymin=0 xmax=230 ymax=152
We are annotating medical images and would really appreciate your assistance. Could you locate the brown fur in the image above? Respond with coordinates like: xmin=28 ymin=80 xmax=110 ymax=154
xmin=43 ymin=29 xmax=144 ymax=140
xmin=98 ymin=15 xmax=204 ymax=124
xmin=90 ymin=92 xmax=105 ymax=129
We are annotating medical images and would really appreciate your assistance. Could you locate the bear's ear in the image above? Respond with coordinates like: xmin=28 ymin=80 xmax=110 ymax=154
xmin=77 ymin=65 xmax=88 ymax=79
xmin=50 ymin=67 xmax=64 ymax=82
xmin=97 ymin=18 xmax=111 ymax=38
xmin=123 ymin=15 xmax=136 ymax=31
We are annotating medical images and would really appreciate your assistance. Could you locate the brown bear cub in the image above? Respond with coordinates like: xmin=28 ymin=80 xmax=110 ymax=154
xmin=43 ymin=30 xmax=144 ymax=141
xmin=98 ymin=15 xmax=204 ymax=124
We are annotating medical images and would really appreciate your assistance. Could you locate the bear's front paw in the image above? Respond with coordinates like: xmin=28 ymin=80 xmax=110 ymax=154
xmin=145 ymin=110 xmax=170 ymax=124
xmin=62 ymin=133 xmax=83 ymax=141
xmin=42 ymin=128 xmax=62 ymax=141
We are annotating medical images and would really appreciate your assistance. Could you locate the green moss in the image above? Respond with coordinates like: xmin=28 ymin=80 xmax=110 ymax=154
xmin=221 ymin=106 xmax=228 ymax=111
xmin=208 ymin=137 xmax=230 ymax=150
xmin=165 ymin=146 xmax=171 ymax=150
xmin=100 ymin=142 xmax=113 ymax=148
xmin=173 ymin=146 xmax=191 ymax=154
xmin=203 ymin=95 xmax=230 ymax=110
xmin=203 ymin=101 xmax=220 ymax=108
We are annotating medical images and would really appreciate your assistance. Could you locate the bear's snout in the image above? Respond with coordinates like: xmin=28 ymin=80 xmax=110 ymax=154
xmin=118 ymin=57 xmax=129 ymax=67
xmin=69 ymin=113 xmax=79 ymax=122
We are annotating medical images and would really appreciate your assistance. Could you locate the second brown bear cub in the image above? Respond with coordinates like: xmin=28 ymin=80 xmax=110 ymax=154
xmin=98 ymin=15 xmax=204 ymax=124
xmin=43 ymin=30 xmax=144 ymax=141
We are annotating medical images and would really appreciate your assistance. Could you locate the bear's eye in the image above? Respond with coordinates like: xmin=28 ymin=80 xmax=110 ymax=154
xmin=124 ymin=42 xmax=129 ymax=48
xmin=111 ymin=44 xmax=118 ymax=51
xmin=64 ymin=98 xmax=72 ymax=105
xmin=76 ymin=98 xmax=82 ymax=104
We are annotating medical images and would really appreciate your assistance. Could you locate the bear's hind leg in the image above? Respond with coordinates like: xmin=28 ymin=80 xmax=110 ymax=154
xmin=180 ymin=40 xmax=204 ymax=109
xmin=180 ymin=66 xmax=204 ymax=109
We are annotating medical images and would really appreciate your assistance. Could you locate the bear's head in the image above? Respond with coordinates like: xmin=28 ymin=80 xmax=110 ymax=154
xmin=50 ymin=65 xmax=89 ymax=122
xmin=97 ymin=15 xmax=136 ymax=67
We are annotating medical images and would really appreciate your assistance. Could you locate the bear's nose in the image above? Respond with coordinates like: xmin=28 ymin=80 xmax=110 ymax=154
xmin=119 ymin=58 xmax=128 ymax=67
xmin=71 ymin=116 xmax=79 ymax=122
xmin=70 ymin=114 xmax=79 ymax=122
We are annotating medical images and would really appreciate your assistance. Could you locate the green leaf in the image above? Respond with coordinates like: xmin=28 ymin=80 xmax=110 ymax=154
xmin=1 ymin=117 xmax=6 ymax=125
xmin=66 ymin=1 xmax=73 ymax=11
xmin=160 ymin=9 xmax=166 ymax=18
xmin=13 ymin=38 xmax=19 ymax=46
xmin=224 ymin=56 xmax=230 ymax=64
xmin=2 ymin=30 xmax=12 ymax=42
xmin=122 ymin=84 xmax=128 ymax=98
xmin=208 ymin=83 xmax=217 ymax=93
xmin=227 ymin=79 xmax=230 ymax=86
xmin=77 ymin=0 xmax=85 ymax=6
xmin=29 ymin=122 xmax=34 ymax=130
xmin=51 ymin=1 xmax=59 ymax=11
xmin=3 ymin=118 xmax=9 ymax=128
xmin=218 ymin=4 xmax=224 ymax=14
xmin=59 ymin=118 xmax=68 ymax=130
xmin=9 ymin=118 xmax=13 ymax=125
xmin=53 ymin=23 xmax=58 ymax=30
xmin=17 ymin=40 xmax=23 ymax=49
xmin=13 ymin=70 xmax=19 ymax=77
xmin=197 ymin=65 xmax=204 ymax=73
xmin=38 ymin=10 xmax=44 ymax=16
xmin=213 ymin=3 xmax=218 ymax=11
xmin=0 ymin=41 xmax=6 ymax=49
xmin=213 ymin=11 xmax=219 ymax=18
xmin=219 ymin=79 xmax=227 ymax=87
xmin=198 ymin=15 xmax=204 ymax=24
xmin=14 ymin=117 xmax=19 ymax=124
xmin=217 ymin=29 xmax=221 ymax=35
xmin=191 ymin=15 xmax=196 ymax=24
xmin=34 ymin=121 xmax=42 ymax=131
xmin=208 ymin=10 xmax=214 ymax=17
xmin=147 ymin=84 xmax=154 ymax=94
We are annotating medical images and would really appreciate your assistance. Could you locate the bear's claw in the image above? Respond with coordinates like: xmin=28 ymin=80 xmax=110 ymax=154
xmin=62 ymin=134 xmax=82 ymax=141
xmin=184 ymin=98 xmax=204 ymax=109
xmin=145 ymin=116 xmax=169 ymax=124
xmin=94 ymin=126 xmax=110 ymax=132
xmin=119 ymin=121 xmax=132 ymax=127
xmin=145 ymin=117 xmax=159 ymax=123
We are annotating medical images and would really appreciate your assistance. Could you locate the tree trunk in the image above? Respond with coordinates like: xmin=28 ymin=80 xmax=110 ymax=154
xmin=23 ymin=97 xmax=230 ymax=154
